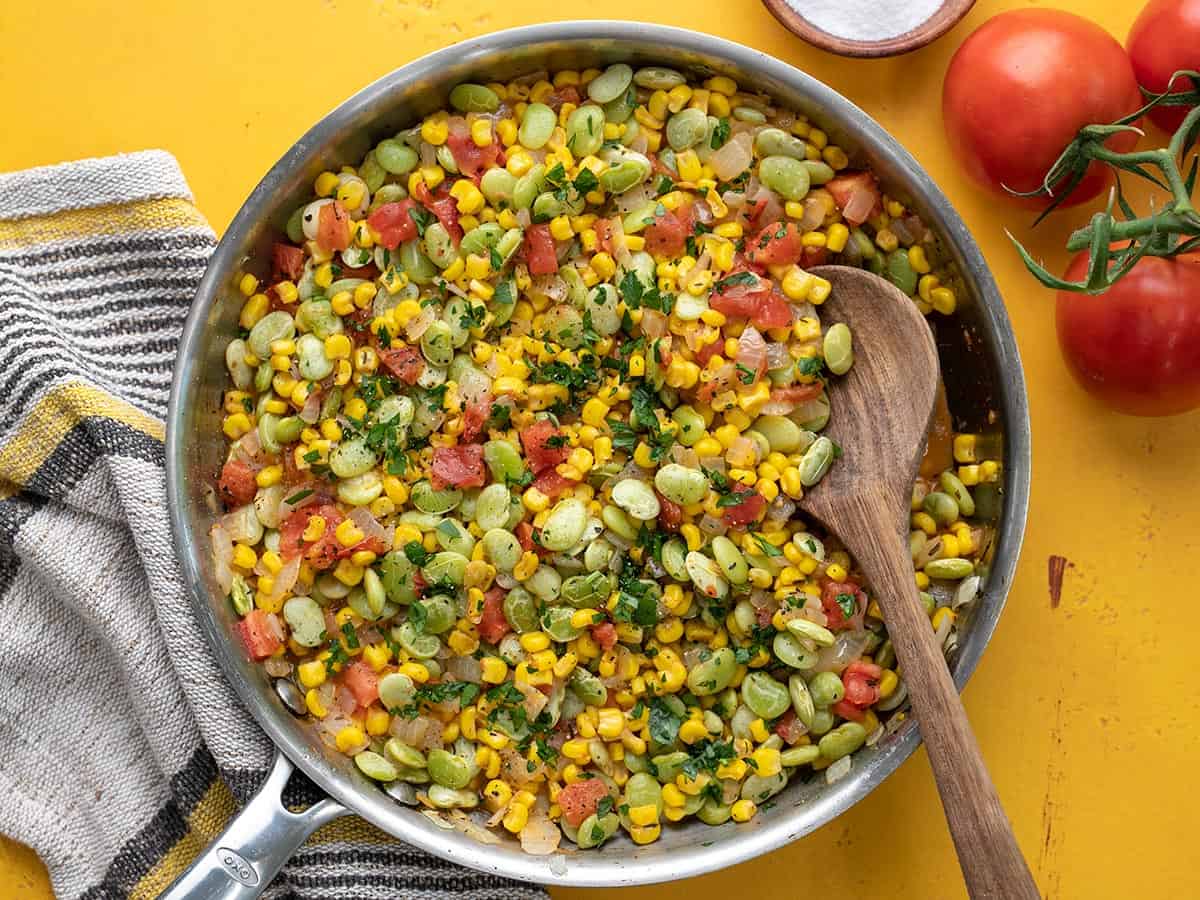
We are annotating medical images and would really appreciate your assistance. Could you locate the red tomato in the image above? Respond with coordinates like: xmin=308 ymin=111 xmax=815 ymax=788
xmin=767 ymin=383 xmax=825 ymax=407
xmin=427 ymin=195 xmax=463 ymax=244
xmin=515 ymin=521 xmax=536 ymax=552
xmin=317 ymin=200 xmax=352 ymax=251
xmin=1057 ymin=252 xmax=1200 ymax=416
xmin=558 ymin=777 xmax=611 ymax=828
xmin=942 ymin=9 xmax=1143 ymax=207
xmin=341 ymin=660 xmax=380 ymax=708
xmin=643 ymin=203 xmax=695 ymax=258
xmin=722 ymin=490 xmax=766 ymax=527
xmin=462 ymin=391 xmax=494 ymax=442
xmin=520 ymin=419 xmax=569 ymax=474
xmin=746 ymin=221 xmax=804 ymax=267
xmin=447 ymin=126 xmax=502 ymax=177
xmin=831 ymin=699 xmax=866 ymax=723
xmin=802 ymin=245 xmax=830 ymax=268
xmin=821 ymin=581 xmax=863 ymax=631
xmin=825 ymin=172 xmax=882 ymax=226
xmin=709 ymin=287 xmax=793 ymax=330
xmin=478 ymin=587 xmax=511 ymax=645
xmin=410 ymin=179 xmax=434 ymax=206
xmin=657 ymin=493 xmax=683 ymax=531
xmin=430 ymin=445 xmax=486 ymax=489
xmin=533 ymin=469 xmax=574 ymax=500
xmin=591 ymin=621 xmax=618 ymax=651
xmin=237 ymin=610 xmax=281 ymax=660
xmin=593 ymin=218 xmax=615 ymax=254
xmin=367 ymin=200 xmax=418 ymax=249
xmin=842 ymin=661 xmax=882 ymax=708
xmin=377 ymin=344 xmax=425 ymax=384
xmin=270 ymin=243 xmax=305 ymax=282
xmin=279 ymin=503 xmax=344 ymax=560
xmin=1128 ymin=0 xmax=1200 ymax=132
xmin=694 ymin=335 xmax=724 ymax=368
xmin=774 ymin=709 xmax=806 ymax=745
xmin=523 ymin=224 xmax=559 ymax=275
xmin=217 ymin=458 xmax=258 ymax=507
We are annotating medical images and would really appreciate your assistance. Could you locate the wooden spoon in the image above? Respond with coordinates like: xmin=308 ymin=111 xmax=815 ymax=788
xmin=801 ymin=266 xmax=1038 ymax=899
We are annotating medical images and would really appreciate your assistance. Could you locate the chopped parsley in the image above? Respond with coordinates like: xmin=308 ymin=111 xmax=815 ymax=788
xmin=648 ymin=698 xmax=683 ymax=745
xmin=340 ymin=621 xmax=360 ymax=649
xmin=403 ymin=541 xmax=431 ymax=566
xmin=752 ymin=533 xmax=784 ymax=558
xmin=704 ymin=466 xmax=755 ymax=507
xmin=408 ymin=206 xmax=436 ymax=238
xmin=656 ymin=175 xmax=674 ymax=197
xmin=835 ymin=592 xmax=857 ymax=618
xmin=736 ymin=363 xmax=757 ymax=385
xmin=710 ymin=117 xmax=731 ymax=150
xmin=796 ymin=356 xmax=825 ymax=378
xmin=681 ymin=739 xmax=736 ymax=779
xmin=713 ymin=271 xmax=759 ymax=294
xmin=284 ymin=488 xmax=312 ymax=505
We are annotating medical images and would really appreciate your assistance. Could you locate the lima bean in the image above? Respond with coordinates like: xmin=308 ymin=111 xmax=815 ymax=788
xmin=354 ymin=751 xmax=398 ymax=782
xmin=939 ymin=470 xmax=976 ymax=517
xmin=685 ymin=551 xmax=729 ymax=599
xmin=741 ymin=671 xmax=791 ymax=719
xmin=666 ymin=107 xmax=708 ymax=151
xmin=686 ymin=647 xmax=736 ymax=696
xmin=449 ymin=83 xmax=499 ymax=113
xmin=758 ymin=155 xmax=811 ymax=201
xmin=818 ymin=722 xmax=867 ymax=761
xmin=807 ymin=671 xmax=845 ymax=707
xmin=378 ymin=674 xmax=419 ymax=715
xmin=925 ymin=557 xmax=975 ymax=580
xmin=823 ymin=322 xmax=854 ymax=376
xmin=518 ymin=102 xmax=556 ymax=149
xmin=282 ymin=596 xmax=324 ymax=647
xmin=565 ymin=105 xmax=605 ymax=158
xmin=788 ymin=673 xmax=816 ymax=727
xmin=653 ymin=463 xmax=708 ymax=505
xmin=710 ymin=535 xmax=749 ymax=585
xmin=587 ymin=64 xmax=633 ymax=104
xmin=611 ymin=479 xmax=660 ymax=520
xmin=798 ymin=435 xmax=836 ymax=487
xmin=753 ymin=127 xmax=808 ymax=160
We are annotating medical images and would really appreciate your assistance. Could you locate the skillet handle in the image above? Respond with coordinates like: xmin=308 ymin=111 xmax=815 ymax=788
xmin=159 ymin=750 xmax=350 ymax=900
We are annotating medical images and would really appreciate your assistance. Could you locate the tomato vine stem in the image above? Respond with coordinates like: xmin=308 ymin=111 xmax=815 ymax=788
xmin=1010 ymin=71 xmax=1200 ymax=295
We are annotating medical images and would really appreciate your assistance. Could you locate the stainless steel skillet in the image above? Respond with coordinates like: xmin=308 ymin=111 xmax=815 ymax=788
xmin=163 ymin=20 xmax=1030 ymax=898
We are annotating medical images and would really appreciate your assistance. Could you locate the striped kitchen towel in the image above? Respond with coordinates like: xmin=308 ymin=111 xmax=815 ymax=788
xmin=0 ymin=151 xmax=545 ymax=900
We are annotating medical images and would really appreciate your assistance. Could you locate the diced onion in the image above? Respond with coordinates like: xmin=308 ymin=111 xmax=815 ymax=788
xmin=210 ymin=523 xmax=234 ymax=594
xmin=710 ymin=131 xmax=753 ymax=182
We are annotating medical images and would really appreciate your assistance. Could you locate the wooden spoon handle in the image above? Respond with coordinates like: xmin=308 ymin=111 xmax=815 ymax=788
xmin=847 ymin=492 xmax=1040 ymax=899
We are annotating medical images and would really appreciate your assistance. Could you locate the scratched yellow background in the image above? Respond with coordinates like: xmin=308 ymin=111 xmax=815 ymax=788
xmin=1 ymin=0 xmax=1195 ymax=897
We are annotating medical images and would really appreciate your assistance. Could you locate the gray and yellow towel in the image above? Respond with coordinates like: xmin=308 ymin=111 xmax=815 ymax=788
xmin=0 ymin=151 xmax=545 ymax=899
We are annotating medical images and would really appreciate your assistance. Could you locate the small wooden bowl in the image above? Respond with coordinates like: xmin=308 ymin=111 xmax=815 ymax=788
xmin=761 ymin=0 xmax=975 ymax=57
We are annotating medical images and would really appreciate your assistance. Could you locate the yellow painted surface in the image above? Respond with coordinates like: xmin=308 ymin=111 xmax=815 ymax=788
xmin=0 ymin=1 xmax=1195 ymax=898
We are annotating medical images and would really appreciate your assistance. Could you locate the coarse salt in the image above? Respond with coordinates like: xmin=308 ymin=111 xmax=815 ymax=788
xmin=785 ymin=0 xmax=945 ymax=42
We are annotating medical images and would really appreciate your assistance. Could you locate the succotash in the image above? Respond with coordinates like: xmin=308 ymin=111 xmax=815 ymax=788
xmin=212 ymin=64 xmax=1002 ymax=852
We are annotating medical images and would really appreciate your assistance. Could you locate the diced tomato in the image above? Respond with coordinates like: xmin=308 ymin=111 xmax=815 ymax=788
xmin=821 ymin=581 xmax=864 ymax=631
xmin=593 ymin=218 xmax=615 ymax=254
xmin=462 ymin=391 xmax=493 ymax=443
xmin=446 ymin=126 xmax=502 ymax=178
xmin=334 ymin=535 xmax=388 ymax=562
xmin=237 ymin=610 xmax=281 ymax=661
xmin=747 ymin=222 xmax=804 ymax=267
xmin=802 ymin=245 xmax=829 ymax=268
xmin=520 ymin=419 xmax=569 ymax=474
xmin=341 ymin=660 xmax=380 ymax=708
xmin=278 ymin=503 xmax=344 ymax=560
xmin=523 ymin=224 xmax=559 ymax=275
xmin=649 ymin=152 xmax=677 ymax=177
xmin=478 ymin=587 xmax=511 ymax=645
xmin=657 ymin=493 xmax=683 ymax=531
xmin=591 ymin=621 xmax=618 ymax=651
xmin=755 ymin=604 xmax=776 ymax=627
xmin=515 ymin=521 xmax=536 ymax=552
xmin=430 ymin=445 xmax=486 ymax=490
xmin=831 ymin=699 xmax=866 ymax=723
xmin=774 ymin=709 xmax=807 ymax=745
xmin=317 ymin=200 xmax=352 ymax=252
xmin=427 ymin=195 xmax=463 ymax=244
xmin=710 ymin=286 xmax=793 ymax=330
xmin=842 ymin=660 xmax=883 ymax=709
xmin=367 ymin=199 xmax=419 ymax=249
xmin=826 ymin=171 xmax=882 ymax=226
xmin=558 ymin=777 xmax=611 ymax=828
xmin=643 ymin=203 xmax=695 ymax=258
xmin=533 ymin=469 xmax=574 ymax=500
xmin=768 ymin=382 xmax=825 ymax=407
xmin=218 ymin=458 xmax=258 ymax=507
xmin=722 ymin=490 xmax=767 ymax=527
xmin=547 ymin=85 xmax=582 ymax=110
xmin=281 ymin=449 xmax=306 ymax=486
xmin=410 ymin=179 xmax=434 ymax=206
xmin=694 ymin=335 xmax=725 ymax=368
xmin=271 ymin=242 xmax=305 ymax=282
xmin=378 ymin=344 xmax=425 ymax=384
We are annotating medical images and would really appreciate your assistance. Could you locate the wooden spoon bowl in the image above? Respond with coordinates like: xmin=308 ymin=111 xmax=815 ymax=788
xmin=761 ymin=0 xmax=976 ymax=57
xmin=801 ymin=266 xmax=1039 ymax=898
